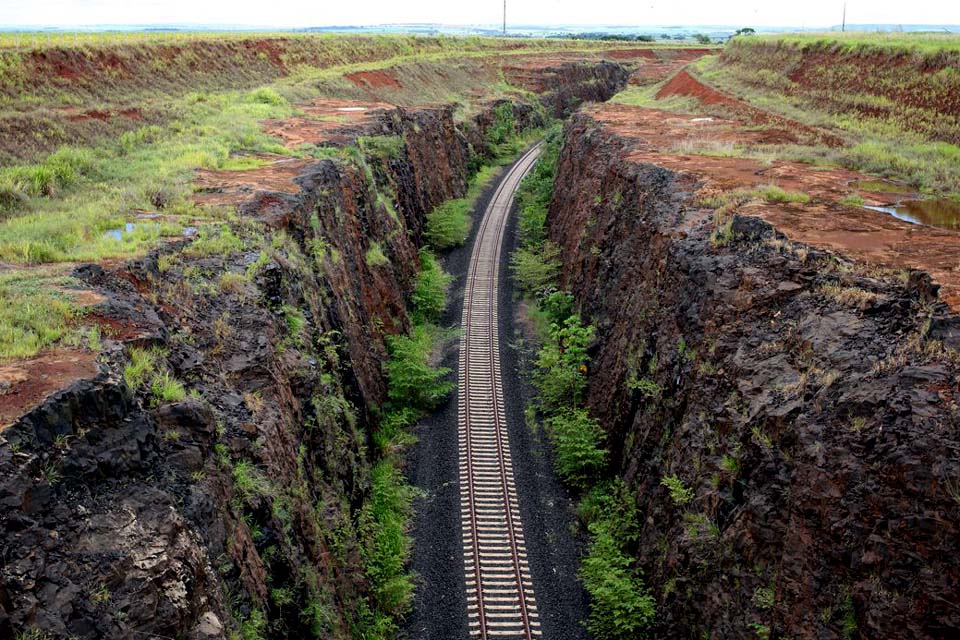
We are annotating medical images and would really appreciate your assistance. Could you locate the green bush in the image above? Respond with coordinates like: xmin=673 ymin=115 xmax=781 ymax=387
xmin=510 ymin=241 xmax=562 ymax=295
xmin=487 ymin=102 xmax=518 ymax=155
xmin=360 ymin=459 xmax=416 ymax=620
xmin=247 ymin=87 xmax=288 ymax=106
xmin=547 ymin=408 xmax=608 ymax=488
xmin=411 ymin=249 xmax=452 ymax=324
xmin=424 ymin=198 xmax=470 ymax=248
xmin=0 ymin=177 xmax=27 ymax=216
xmin=516 ymin=125 xmax=563 ymax=247
xmin=534 ymin=313 xmax=595 ymax=410
xmin=579 ymin=481 xmax=655 ymax=639
xmin=384 ymin=325 xmax=454 ymax=410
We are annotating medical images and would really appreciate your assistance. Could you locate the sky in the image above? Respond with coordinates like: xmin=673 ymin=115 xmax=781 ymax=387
xmin=1 ymin=0 xmax=958 ymax=29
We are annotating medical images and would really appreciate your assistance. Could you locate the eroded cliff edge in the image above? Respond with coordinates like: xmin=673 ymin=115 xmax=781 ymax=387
xmin=546 ymin=112 xmax=960 ymax=638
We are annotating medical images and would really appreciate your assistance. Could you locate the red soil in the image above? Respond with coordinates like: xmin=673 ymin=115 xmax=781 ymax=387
xmin=656 ymin=69 xmax=842 ymax=146
xmin=193 ymin=157 xmax=314 ymax=209
xmin=585 ymin=100 xmax=960 ymax=311
xmin=605 ymin=49 xmax=659 ymax=60
xmin=657 ymin=68 xmax=731 ymax=106
xmin=263 ymin=98 xmax=396 ymax=149
xmin=344 ymin=70 xmax=403 ymax=90
xmin=0 ymin=350 xmax=99 ymax=429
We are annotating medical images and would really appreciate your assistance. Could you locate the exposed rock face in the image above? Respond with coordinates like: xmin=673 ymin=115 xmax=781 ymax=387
xmin=0 ymin=57 xmax=629 ymax=636
xmin=547 ymin=113 xmax=960 ymax=639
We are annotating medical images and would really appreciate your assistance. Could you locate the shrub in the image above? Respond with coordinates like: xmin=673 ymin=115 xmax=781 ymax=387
xmin=516 ymin=125 xmax=563 ymax=247
xmin=119 ymin=125 xmax=163 ymax=154
xmin=384 ymin=325 xmax=454 ymax=410
xmin=358 ymin=135 xmax=405 ymax=161
xmin=232 ymin=459 xmax=273 ymax=502
xmin=579 ymin=481 xmax=655 ymax=639
xmin=661 ymin=474 xmax=695 ymax=506
xmin=510 ymin=241 xmax=562 ymax=295
xmin=487 ymin=102 xmax=518 ymax=156
xmin=424 ymin=198 xmax=471 ymax=248
xmin=0 ymin=177 xmax=27 ymax=217
xmin=755 ymin=184 xmax=811 ymax=204
xmin=533 ymin=313 xmax=595 ymax=410
xmin=546 ymin=408 xmax=608 ymax=488
xmin=247 ymin=87 xmax=287 ymax=106
xmin=360 ymin=459 xmax=416 ymax=620
xmin=411 ymin=249 xmax=452 ymax=324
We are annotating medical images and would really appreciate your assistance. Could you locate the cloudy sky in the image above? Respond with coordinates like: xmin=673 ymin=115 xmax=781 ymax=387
xmin=1 ymin=0 xmax=957 ymax=28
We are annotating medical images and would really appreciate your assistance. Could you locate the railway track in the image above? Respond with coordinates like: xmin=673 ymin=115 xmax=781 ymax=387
xmin=459 ymin=143 xmax=542 ymax=640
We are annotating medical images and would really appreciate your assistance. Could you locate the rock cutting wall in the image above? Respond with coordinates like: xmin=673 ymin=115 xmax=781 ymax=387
xmin=547 ymin=112 xmax=960 ymax=639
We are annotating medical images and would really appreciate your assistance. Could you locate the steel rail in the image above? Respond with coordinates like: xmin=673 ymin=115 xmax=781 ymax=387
xmin=459 ymin=143 xmax=543 ymax=640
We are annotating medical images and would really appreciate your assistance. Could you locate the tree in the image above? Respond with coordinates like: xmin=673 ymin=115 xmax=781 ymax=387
xmin=693 ymin=33 xmax=712 ymax=44
xmin=735 ymin=27 xmax=756 ymax=36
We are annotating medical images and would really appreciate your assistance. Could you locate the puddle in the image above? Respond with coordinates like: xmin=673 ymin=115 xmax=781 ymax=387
xmin=865 ymin=199 xmax=960 ymax=231
xmin=104 ymin=221 xmax=185 ymax=240
xmin=337 ymin=107 xmax=367 ymax=112
xmin=691 ymin=117 xmax=714 ymax=122
xmin=103 ymin=222 xmax=139 ymax=241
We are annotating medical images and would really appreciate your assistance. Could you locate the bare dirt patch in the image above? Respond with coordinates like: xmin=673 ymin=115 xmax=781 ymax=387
xmin=264 ymin=98 xmax=395 ymax=149
xmin=344 ymin=69 xmax=403 ymax=89
xmin=192 ymin=157 xmax=313 ymax=209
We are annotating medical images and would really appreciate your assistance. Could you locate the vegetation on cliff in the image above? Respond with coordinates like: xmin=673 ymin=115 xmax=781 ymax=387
xmin=511 ymin=125 xmax=656 ymax=638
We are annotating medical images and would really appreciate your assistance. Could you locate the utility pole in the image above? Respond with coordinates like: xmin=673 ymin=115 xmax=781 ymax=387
xmin=503 ymin=0 xmax=507 ymax=35
xmin=842 ymin=2 xmax=847 ymax=32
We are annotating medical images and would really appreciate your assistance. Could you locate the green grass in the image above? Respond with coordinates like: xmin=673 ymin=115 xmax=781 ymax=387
xmin=0 ymin=86 xmax=294 ymax=266
xmin=0 ymin=270 xmax=81 ymax=360
xmin=744 ymin=32 xmax=960 ymax=55
xmin=610 ymin=82 xmax=700 ymax=113
xmin=683 ymin=51 xmax=960 ymax=197
xmin=365 ymin=242 xmax=389 ymax=267
xmin=123 ymin=346 xmax=189 ymax=406
xmin=123 ymin=347 xmax=161 ymax=389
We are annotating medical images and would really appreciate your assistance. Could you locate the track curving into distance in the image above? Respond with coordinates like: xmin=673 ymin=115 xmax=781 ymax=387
xmin=459 ymin=143 xmax=542 ymax=640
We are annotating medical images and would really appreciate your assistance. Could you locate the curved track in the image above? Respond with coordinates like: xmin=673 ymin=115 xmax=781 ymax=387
xmin=459 ymin=144 xmax=542 ymax=640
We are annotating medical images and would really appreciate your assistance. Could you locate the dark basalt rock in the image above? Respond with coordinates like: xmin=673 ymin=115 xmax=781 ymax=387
xmin=546 ymin=113 xmax=960 ymax=639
